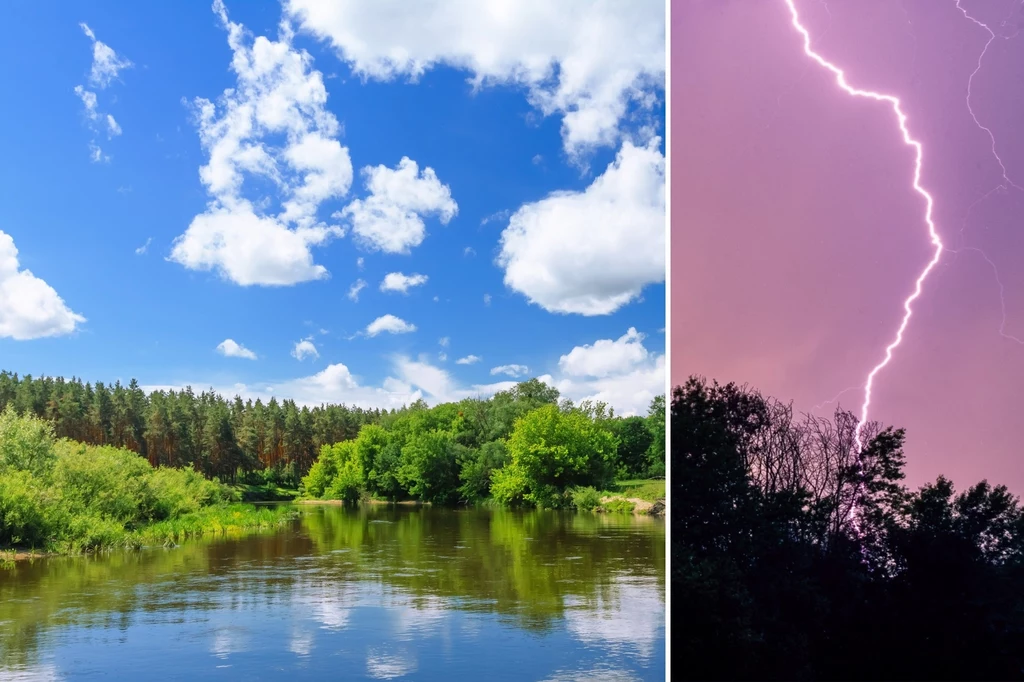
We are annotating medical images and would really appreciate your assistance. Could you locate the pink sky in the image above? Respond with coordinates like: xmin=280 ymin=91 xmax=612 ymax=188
xmin=672 ymin=0 xmax=1024 ymax=492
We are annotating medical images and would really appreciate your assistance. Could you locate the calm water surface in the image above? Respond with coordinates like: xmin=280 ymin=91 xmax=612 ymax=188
xmin=0 ymin=506 xmax=665 ymax=681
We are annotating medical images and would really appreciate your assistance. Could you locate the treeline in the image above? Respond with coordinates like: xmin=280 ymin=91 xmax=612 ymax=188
xmin=672 ymin=377 xmax=1024 ymax=680
xmin=0 ymin=371 xmax=388 ymax=484
xmin=303 ymin=379 xmax=665 ymax=508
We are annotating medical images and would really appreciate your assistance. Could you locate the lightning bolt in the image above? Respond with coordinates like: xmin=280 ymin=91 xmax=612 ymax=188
xmin=812 ymin=385 xmax=861 ymax=413
xmin=783 ymin=0 xmax=945 ymax=456
xmin=959 ymin=246 xmax=1024 ymax=345
xmin=952 ymin=0 xmax=1024 ymax=349
xmin=955 ymin=0 xmax=1023 ymax=194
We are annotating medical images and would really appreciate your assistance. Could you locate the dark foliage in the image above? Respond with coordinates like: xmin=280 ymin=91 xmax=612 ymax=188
xmin=671 ymin=377 xmax=1024 ymax=681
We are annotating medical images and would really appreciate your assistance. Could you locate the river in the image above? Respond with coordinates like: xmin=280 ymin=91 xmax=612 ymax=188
xmin=0 ymin=506 xmax=666 ymax=681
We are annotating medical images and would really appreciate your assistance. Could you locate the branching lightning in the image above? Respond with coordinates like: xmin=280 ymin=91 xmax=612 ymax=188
xmin=955 ymin=0 xmax=1023 ymax=193
xmin=812 ymin=385 xmax=861 ymax=412
xmin=961 ymin=246 xmax=1024 ymax=345
xmin=952 ymin=0 xmax=1024 ymax=348
xmin=782 ymin=0 xmax=945 ymax=457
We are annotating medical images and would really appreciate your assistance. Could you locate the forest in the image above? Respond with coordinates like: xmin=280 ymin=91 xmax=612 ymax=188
xmin=0 ymin=370 xmax=664 ymax=520
xmin=0 ymin=371 xmax=401 ymax=488
xmin=300 ymin=379 xmax=665 ymax=510
xmin=672 ymin=376 xmax=1024 ymax=681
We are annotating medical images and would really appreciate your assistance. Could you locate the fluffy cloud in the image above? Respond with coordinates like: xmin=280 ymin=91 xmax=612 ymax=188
xmin=169 ymin=1 xmax=352 ymax=286
xmin=438 ymin=337 xmax=449 ymax=347
xmin=540 ymin=329 xmax=664 ymax=416
xmin=147 ymin=328 xmax=662 ymax=415
xmin=558 ymin=327 xmax=649 ymax=378
xmin=292 ymin=338 xmax=319 ymax=360
xmin=456 ymin=355 xmax=480 ymax=365
xmin=497 ymin=139 xmax=665 ymax=315
xmin=216 ymin=338 xmax=257 ymax=360
xmin=0 ymin=230 xmax=86 ymax=340
xmin=284 ymin=0 xmax=664 ymax=157
xmin=365 ymin=314 xmax=416 ymax=337
xmin=491 ymin=364 xmax=529 ymax=378
xmin=340 ymin=158 xmax=457 ymax=254
xmin=380 ymin=272 xmax=428 ymax=293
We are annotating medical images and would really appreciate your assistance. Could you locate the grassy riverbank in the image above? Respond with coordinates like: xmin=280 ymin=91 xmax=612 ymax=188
xmin=230 ymin=482 xmax=299 ymax=502
xmin=0 ymin=408 xmax=295 ymax=557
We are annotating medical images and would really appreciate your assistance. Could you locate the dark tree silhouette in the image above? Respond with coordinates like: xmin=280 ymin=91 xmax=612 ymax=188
xmin=671 ymin=376 xmax=1024 ymax=681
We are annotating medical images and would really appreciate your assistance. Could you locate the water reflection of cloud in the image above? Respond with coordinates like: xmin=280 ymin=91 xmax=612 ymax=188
xmin=0 ymin=663 xmax=63 ymax=682
xmin=210 ymin=625 xmax=248 ymax=659
xmin=386 ymin=593 xmax=449 ymax=641
xmin=539 ymin=665 xmax=643 ymax=682
xmin=289 ymin=626 xmax=314 ymax=657
xmin=292 ymin=581 xmax=354 ymax=631
xmin=366 ymin=647 xmax=417 ymax=679
xmin=564 ymin=578 xmax=663 ymax=660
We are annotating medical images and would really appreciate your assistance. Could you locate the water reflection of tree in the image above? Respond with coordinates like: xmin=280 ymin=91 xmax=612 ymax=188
xmin=301 ymin=507 xmax=665 ymax=631
xmin=0 ymin=508 xmax=663 ymax=670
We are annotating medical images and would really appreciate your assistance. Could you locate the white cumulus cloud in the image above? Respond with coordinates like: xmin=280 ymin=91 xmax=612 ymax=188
xmin=558 ymin=327 xmax=649 ymax=378
xmin=283 ymin=0 xmax=664 ymax=157
xmin=497 ymin=139 xmax=665 ymax=316
xmin=292 ymin=338 xmax=319 ymax=360
xmin=0 ymin=230 xmax=86 ymax=340
xmin=144 ymin=328 xmax=662 ymax=416
xmin=380 ymin=272 xmax=428 ymax=293
xmin=540 ymin=328 xmax=663 ymax=416
xmin=340 ymin=157 xmax=457 ymax=254
xmin=169 ymin=1 xmax=352 ymax=286
xmin=455 ymin=355 xmax=480 ymax=365
xmin=365 ymin=314 xmax=416 ymax=337
xmin=491 ymin=364 xmax=529 ymax=378
xmin=216 ymin=338 xmax=257 ymax=360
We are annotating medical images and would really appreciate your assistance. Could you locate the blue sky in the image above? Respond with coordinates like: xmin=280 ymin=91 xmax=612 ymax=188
xmin=0 ymin=1 xmax=665 ymax=415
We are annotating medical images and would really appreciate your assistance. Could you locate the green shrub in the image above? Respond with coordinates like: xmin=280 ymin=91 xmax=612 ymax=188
xmin=323 ymin=442 xmax=364 ymax=504
xmin=490 ymin=462 xmax=530 ymax=507
xmin=0 ymin=411 xmax=274 ymax=555
xmin=0 ymin=470 xmax=57 ymax=547
xmin=300 ymin=445 xmax=339 ymax=499
xmin=52 ymin=441 xmax=151 ymax=522
xmin=601 ymin=498 xmax=636 ymax=515
xmin=571 ymin=486 xmax=602 ymax=512
xmin=458 ymin=440 xmax=508 ymax=502
xmin=62 ymin=513 xmax=126 ymax=552
xmin=0 ymin=405 xmax=56 ymax=476
xmin=145 ymin=465 xmax=231 ymax=519
xmin=496 ymin=404 xmax=618 ymax=507
xmin=399 ymin=429 xmax=459 ymax=505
